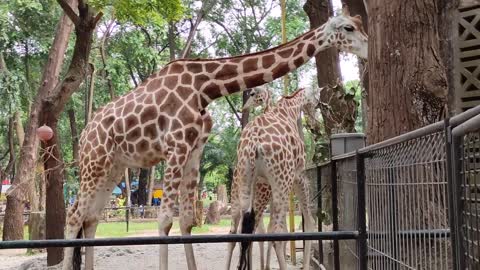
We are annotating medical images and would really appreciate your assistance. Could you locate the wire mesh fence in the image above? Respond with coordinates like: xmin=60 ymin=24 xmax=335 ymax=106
xmin=364 ymin=131 xmax=451 ymax=270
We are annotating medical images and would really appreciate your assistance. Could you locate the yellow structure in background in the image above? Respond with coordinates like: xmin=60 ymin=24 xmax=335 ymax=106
xmin=153 ymin=188 xmax=163 ymax=199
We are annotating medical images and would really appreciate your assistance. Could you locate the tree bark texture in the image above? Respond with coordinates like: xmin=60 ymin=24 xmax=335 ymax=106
xmin=367 ymin=0 xmax=447 ymax=144
xmin=138 ymin=168 xmax=149 ymax=205
xmin=39 ymin=1 xmax=102 ymax=265
xmin=367 ymin=1 xmax=450 ymax=268
xmin=2 ymin=0 xmax=75 ymax=241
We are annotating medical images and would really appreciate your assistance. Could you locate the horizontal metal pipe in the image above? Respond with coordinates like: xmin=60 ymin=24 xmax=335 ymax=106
xmin=369 ymin=229 xmax=450 ymax=239
xmin=0 ymin=231 xmax=359 ymax=249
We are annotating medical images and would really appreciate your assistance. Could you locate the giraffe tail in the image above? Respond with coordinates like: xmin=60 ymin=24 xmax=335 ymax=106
xmin=238 ymin=209 xmax=255 ymax=270
xmin=73 ymin=228 xmax=83 ymax=270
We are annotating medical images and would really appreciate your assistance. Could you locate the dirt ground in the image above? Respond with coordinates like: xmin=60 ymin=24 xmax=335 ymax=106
xmin=0 ymin=229 xmax=306 ymax=270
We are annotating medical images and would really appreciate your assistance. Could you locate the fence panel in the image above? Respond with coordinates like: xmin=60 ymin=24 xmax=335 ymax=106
xmin=365 ymin=132 xmax=451 ymax=270
xmin=336 ymin=155 xmax=360 ymax=269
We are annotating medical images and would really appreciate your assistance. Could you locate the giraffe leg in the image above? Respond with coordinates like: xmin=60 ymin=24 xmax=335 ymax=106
xmin=293 ymin=173 xmax=315 ymax=270
xmin=270 ymin=192 xmax=290 ymax=270
xmin=256 ymin=215 xmax=266 ymax=270
xmin=159 ymin=151 xmax=189 ymax=270
xmin=225 ymin=203 xmax=240 ymax=270
xmin=83 ymin=219 xmax=98 ymax=270
xmin=265 ymin=201 xmax=274 ymax=270
xmin=62 ymin=201 xmax=84 ymax=270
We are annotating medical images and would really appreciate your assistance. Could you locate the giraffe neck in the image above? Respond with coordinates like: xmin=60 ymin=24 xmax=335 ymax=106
xmin=175 ymin=24 xmax=329 ymax=109
xmin=271 ymin=89 xmax=305 ymax=122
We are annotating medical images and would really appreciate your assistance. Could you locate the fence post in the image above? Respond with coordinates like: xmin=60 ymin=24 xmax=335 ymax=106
xmin=126 ymin=206 xmax=130 ymax=233
xmin=331 ymin=160 xmax=340 ymax=270
xmin=316 ymin=165 xmax=324 ymax=264
xmin=445 ymin=118 xmax=458 ymax=270
xmin=356 ymin=152 xmax=367 ymax=270
xmin=452 ymin=129 xmax=465 ymax=270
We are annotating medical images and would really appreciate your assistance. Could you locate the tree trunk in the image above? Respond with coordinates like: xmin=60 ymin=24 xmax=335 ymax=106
xmin=367 ymin=1 xmax=450 ymax=268
xmin=39 ymin=1 xmax=102 ymax=265
xmin=138 ymin=168 xmax=149 ymax=205
xmin=147 ymin=167 xmax=155 ymax=206
xmin=2 ymin=0 xmax=75 ymax=241
xmin=86 ymin=67 xmax=95 ymax=123
xmin=367 ymin=0 xmax=447 ymax=144
xmin=68 ymin=109 xmax=80 ymax=171
xmin=168 ymin=22 xmax=177 ymax=61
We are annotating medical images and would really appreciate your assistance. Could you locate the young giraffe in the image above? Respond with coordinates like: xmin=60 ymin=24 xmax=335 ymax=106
xmin=62 ymin=5 xmax=367 ymax=270
xmin=233 ymin=87 xmax=324 ymax=270
xmin=226 ymin=86 xmax=273 ymax=270
xmin=227 ymin=87 xmax=324 ymax=270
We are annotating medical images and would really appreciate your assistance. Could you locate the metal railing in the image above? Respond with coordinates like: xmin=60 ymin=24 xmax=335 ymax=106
xmin=2 ymin=106 xmax=480 ymax=270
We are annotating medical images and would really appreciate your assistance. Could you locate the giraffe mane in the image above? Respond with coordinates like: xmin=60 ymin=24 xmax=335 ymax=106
xmin=282 ymin=88 xmax=305 ymax=99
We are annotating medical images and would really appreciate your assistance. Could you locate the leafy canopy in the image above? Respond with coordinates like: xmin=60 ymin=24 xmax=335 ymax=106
xmin=89 ymin=0 xmax=184 ymax=26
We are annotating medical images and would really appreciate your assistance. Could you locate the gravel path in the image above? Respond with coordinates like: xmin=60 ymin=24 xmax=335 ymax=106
xmin=0 ymin=231 xmax=305 ymax=270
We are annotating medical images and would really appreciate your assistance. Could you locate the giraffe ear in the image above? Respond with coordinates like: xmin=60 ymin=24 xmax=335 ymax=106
xmin=342 ymin=3 xmax=350 ymax=16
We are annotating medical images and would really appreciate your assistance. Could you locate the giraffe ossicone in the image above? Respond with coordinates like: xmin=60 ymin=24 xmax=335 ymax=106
xmin=61 ymin=4 xmax=367 ymax=270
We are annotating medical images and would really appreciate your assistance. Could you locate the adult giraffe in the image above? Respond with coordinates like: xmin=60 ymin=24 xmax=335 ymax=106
xmin=62 ymin=5 xmax=367 ymax=270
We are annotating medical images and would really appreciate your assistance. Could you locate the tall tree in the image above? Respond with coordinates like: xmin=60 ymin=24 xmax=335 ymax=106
xmin=367 ymin=0 xmax=447 ymax=143
xmin=2 ymin=0 xmax=75 ymax=242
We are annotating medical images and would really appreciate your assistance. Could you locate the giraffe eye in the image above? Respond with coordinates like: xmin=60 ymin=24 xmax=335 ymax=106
xmin=250 ymin=92 xmax=255 ymax=96
xmin=344 ymin=25 xmax=355 ymax=32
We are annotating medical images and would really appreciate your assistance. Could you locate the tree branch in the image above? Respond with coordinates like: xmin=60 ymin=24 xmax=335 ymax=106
xmin=57 ymin=0 xmax=79 ymax=25
xmin=224 ymin=96 xmax=242 ymax=123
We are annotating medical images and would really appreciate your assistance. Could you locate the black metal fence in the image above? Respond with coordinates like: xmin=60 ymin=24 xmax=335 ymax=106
xmin=3 ymin=107 xmax=480 ymax=270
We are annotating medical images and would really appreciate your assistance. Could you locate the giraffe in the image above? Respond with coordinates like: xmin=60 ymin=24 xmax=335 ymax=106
xmin=233 ymin=87 xmax=324 ymax=270
xmin=225 ymin=86 xmax=274 ymax=270
xmin=61 ymin=5 xmax=367 ymax=270
xmin=226 ymin=86 xmax=325 ymax=270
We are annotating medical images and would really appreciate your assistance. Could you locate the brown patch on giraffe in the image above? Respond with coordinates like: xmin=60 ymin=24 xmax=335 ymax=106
xmin=169 ymin=63 xmax=184 ymax=74
xmin=154 ymin=90 xmax=166 ymax=105
xmin=185 ymin=127 xmax=199 ymax=145
xmin=144 ymin=94 xmax=154 ymax=104
xmin=159 ymin=93 xmax=180 ymax=116
xmin=177 ymin=86 xmax=193 ymax=100
xmin=157 ymin=67 xmax=168 ymax=77
xmin=272 ymin=62 xmax=290 ymax=78
xmin=126 ymin=127 xmax=141 ymax=142
xmin=170 ymin=119 xmax=182 ymax=131
xmin=147 ymin=79 xmax=162 ymax=92
xmin=302 ymin=31 xmax=315 ymax=40
xmin=134 ymin=104 xmax=143 ymax=114
xmin=199 ymin=96 xmax=209 ymax=108
xmin=245 ymin=74 xmax=266 ymax=88
xmin=87 ymin=131 xmax=96 ymax=142
xmin=164 ymin=76 xmax=179 ymax=90
xmin=176 ymin=143 xmax=188 ymax=155
xmin=162 ymin=222 xmax=173 ymax=235
xmin=187 ymin=96 xmax=199 ymax=109
xmin=242 ymin=58 xmax=258 ymax=73
xmin=262 ymin=54 xmax=275 ymax=69
xmin=225 ymin=80 xmax=240 ymax=94
xmin=124 ymin=115 xmax=139 ymax=131
xmin=178 ymin=155 xmax=186 ymax=165
xmin=140 ymin=106 xmax=158 ymax=123
xmin=229 ymin=58 xmax=243 ymax=63
xmin=193 ymin=74 xmax=209 ymax=89
xmin=173 ymin=130 xmax=183 ymax=140
xmin=215 ymin=64 xmax=238 ymax=80
xmin=278 ymin=48 xmax=294 ymax=58
xmin=203 ymin=83 xmax=222 ymax=100
xmin=306 ymin=44 xmax=315 ymax=57
xmin=181 ymin=73 xmax=192 ymax=85
xmin=172 ymin=180 xmax=181 ymax=189
xmin=144 ymin=123 xmax=158 ymax=140
xmin=137 ymin=139 xmax=149 ymax=153
xmin=123 ymin=101 xmax=135 ymax=115
xmin=205 ymin=62 xmax=220 ymax=73
xmin=293 ymin=57 xmax=304 ymax=68
xmin=294 ymin=43 xmax=305 ymax=55
xmin=178 ymin=106 xmax=195 ymax=125
xmin=186 ymin=63 xmax=203 ymax=73
xmin=158 ymin=115 xmax=169 ymax=130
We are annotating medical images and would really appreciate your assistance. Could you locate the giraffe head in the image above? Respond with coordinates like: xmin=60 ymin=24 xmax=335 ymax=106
xmin=243 ymin=86 xmax=271 ymax=111
xmin=324 ymin=4 xmax=368 ymax=59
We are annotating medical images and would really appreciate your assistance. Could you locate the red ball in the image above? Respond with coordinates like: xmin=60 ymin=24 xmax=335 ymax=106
xmin=37 ymin=124 xmax=53 ymax=141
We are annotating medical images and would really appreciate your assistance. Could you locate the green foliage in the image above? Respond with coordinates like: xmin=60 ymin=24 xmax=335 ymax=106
xmin=344 ymin=79 xmax=363 ymax=132
xmin=90 ymin=0 xmax=184 ymax=26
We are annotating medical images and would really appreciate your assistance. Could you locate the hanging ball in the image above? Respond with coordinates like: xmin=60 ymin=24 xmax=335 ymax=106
xmin=37 ymin=124 xmax=53 ymax=141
